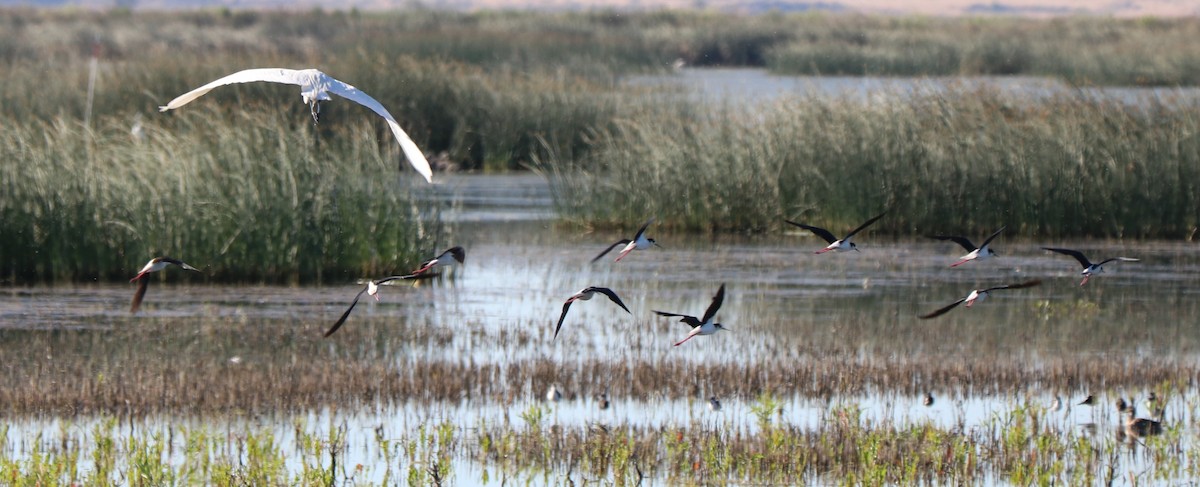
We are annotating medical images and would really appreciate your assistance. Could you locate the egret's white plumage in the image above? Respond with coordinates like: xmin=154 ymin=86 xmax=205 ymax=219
xmin=160 ymin=68 xmax=433 ymax=183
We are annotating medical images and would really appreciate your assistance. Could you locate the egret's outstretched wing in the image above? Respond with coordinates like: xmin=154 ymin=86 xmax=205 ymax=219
xmin=326 ymin=81 xmax=434 ymax=183
xmin=159 ymin=68 xmax=304 ymax=112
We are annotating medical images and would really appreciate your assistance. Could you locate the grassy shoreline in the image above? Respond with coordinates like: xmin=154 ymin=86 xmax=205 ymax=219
xmin=0 ymin=114 xmax=437 ymax=284
xmin=3 ymin=9 xmax=1199 ymax=282
xmin=544 ymin=87 xmax=1200 ymax=237
xmin=0 ymin=402 xmax=1193 ymax=485
xmin=4 ymin=9 xmax=1200 ymax=87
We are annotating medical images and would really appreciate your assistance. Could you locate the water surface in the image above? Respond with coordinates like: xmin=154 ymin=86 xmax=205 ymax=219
xmin=3 ymin=174 xmax=1198 ymax=483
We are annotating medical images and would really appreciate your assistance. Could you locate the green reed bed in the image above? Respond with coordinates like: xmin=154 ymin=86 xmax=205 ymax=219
xmin=0 ymin=418 xmax=344 ymax=486
xmin=1 ymin=15 xmax=631 ymax=176
xmin=765 ymin=15 xmax=1200 ymax=86
xmin=3 ymin=401 xmax=1193 ymax=485
xmin=546 ymin=87 xmax=1200 ymax=237
xmin=0 ymin=111 xmax=434 ymax=283
xmin=7 ymin=9 xmax=1200 ymax=87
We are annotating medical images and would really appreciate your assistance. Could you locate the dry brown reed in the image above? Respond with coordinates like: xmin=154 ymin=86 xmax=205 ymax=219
xmin=0 ymin=314 xmax=1188 ymax=416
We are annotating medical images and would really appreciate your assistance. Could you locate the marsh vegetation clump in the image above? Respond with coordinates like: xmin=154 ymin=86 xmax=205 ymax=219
xmin=544 ymin=88 xmax=1200 ymax=237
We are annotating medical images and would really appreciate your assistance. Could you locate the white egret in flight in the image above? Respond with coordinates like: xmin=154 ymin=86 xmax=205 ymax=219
xmin=160 ymin=68 xmax=433 ymax=183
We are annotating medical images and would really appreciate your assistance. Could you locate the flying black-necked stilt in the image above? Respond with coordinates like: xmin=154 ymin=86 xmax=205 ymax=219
xmin=554 ymin=286 xmax=631 ymax=339
xmin=591 ymin=218 xmax=660 ymax=263
xmin=785 ymin=211 xmax=887 ymax=254
xmin=655 ymin=283 xmax=728 ymax=347
xmin=929 ymin=226 xmax=1006 ymax=267
xmin=917 ymin=280 xmax=1041 ymax=319
xmin=323 ymin=272 xmax=439 ymax=337
xmin=1078 ymin=394 xmax=1095 ymax=406
xmin=129 ymin=257 xmax=201 ymax=314
xmin=708 ymin=396 xmax=722 ymax=412
xmin=1042 ymin=247 xmax=1138 ymax=286
xmin=412 ymin=246 xmax=465 ymax=275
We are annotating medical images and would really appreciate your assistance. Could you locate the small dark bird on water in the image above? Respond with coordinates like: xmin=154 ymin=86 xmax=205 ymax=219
xmin=1124 ymin=406 xmax=1163 ymax=438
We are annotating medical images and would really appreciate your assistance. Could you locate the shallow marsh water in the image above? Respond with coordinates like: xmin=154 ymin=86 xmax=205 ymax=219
xmin=624 ymin=67 xmax=1200 ymax=106
xmin=5 ymin=67 xmax=1200 ymax=482
xmin=2 ymin=174 xmax=1198 ymax=483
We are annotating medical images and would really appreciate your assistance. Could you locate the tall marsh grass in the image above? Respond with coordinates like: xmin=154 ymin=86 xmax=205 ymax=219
xmin=4 ymin=8 xmax=1200 ymax=283
xmin=4 ymin=9 xmax=1200 ymax=86
xmin=0 ymin=111 xmax=434 ymax=283
xmin=544 ymin=87 xmax=1200 ymax=238
xmin=765 ymin=15 xmax=1200 ymax=86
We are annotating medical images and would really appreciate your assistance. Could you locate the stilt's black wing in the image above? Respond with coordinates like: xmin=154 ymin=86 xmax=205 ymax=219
xmin=702 ymin=284 xmax=725 ymax=323
xmin=785 ymin=220 xmax=838 ymax=244
xmin=130 ymin=278 xmax=150 ymax=314
xmin=918 ymin=298 xmax=967 ymax=319
xmin=591 ymin=240 xmax=632 ymax=263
